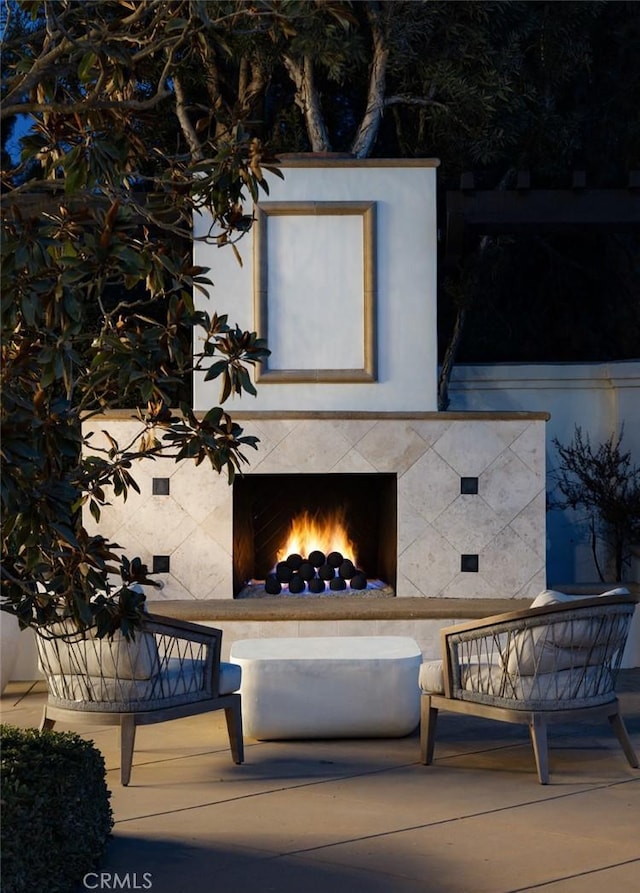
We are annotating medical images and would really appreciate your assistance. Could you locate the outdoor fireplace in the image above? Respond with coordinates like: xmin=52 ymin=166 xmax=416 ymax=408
xmin=233 ymin=473 xmax=397 ymax=597
xmin=82 ymin=162 xmax=548 ymax=606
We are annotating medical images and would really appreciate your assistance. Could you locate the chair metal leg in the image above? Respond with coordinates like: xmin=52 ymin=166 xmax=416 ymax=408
xmin=120 ymin=715 xmax=137 ymax=786
xmin=224 ymin=696 xmax=244 ymax=765
xmin=608 ymin=710 xmax=639 ymax=768
xmin=529 ymin=714 xmax=549 ymax=784
xmin=420 ymin=695 xmax=439 ymax=765
xmin=39 ymin=707 xmax=55 ymax=732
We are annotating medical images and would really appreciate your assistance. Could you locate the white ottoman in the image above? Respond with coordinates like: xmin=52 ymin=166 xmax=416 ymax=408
xmin=230 ymin=636 xmax=422 ymax=740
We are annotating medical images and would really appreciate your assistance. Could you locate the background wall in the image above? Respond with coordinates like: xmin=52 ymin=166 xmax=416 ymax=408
xmin=448 ymin=361 xmax=640 ymax=584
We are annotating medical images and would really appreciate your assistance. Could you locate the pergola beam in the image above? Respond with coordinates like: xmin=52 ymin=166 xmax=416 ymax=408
xmin=444 ymin=172 xmax=640 ymax=265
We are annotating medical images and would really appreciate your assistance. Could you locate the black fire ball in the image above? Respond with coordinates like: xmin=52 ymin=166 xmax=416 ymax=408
xmin=308 ymin=550 xmax=326 ymax=568
xmin=298 ymin=561 xmax=315 ymax=581
xmin=338 ymin=558 xmax=355 ymax=579
xmin=286 ymin=553 xmax=304 ymax=570
xmin=288 ymin=573 xmax=305 ymax=594
xmin=327 ymin=551 xmax=343 ymax=568
xmin=329 ymin=576 xmax=347 ymax=591
xmin=350 ymin=572 xmax=367 ymax=590
xmin=318 ymin=563 xmax=335 ymax=581
xmin=264 ymin=574 xmax=282 ymax=595
xmin=308 ymin=577 xmax=326 ymax=594
xmin=275 ymin=561 xmax=293 ymax=583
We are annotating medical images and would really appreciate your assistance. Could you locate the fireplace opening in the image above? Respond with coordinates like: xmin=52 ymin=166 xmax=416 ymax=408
xmin=233 ymin=474 xmax=397 ymax=597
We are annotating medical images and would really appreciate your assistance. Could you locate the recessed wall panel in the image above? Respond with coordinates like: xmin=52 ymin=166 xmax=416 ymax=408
xmin=265 ymin=214 xmax=364 ymax=371
xmin=254 ymin=202 xmax=376 ymax=382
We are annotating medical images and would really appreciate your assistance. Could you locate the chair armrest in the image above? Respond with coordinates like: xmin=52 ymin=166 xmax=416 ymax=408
xmin=143 ymin=614 xmax=224 ymax=696
xmin=145 ymin=613 xmax=223 ymax=647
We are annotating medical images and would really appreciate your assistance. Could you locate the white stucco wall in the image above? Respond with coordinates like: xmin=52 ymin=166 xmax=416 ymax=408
xmin=193 ymin=160 xmax=439 ymax=412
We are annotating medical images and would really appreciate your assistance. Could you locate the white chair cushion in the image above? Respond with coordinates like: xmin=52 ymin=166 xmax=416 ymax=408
xmin=501 ymin=587 xmax=630 ymax=675
xmin=420 ymin=658 xmax=615 ymax=704
xmin=419 ymin=660 xmax=445 ymax=694
xmin=531 ymin=587 xmax=629 ymax=609
xmin=461 ymin=662 xmax=614 ymax=703
xmin=219 ymin=661 xmax=242 ymax=694
xmin=529 ymin=589 xmax=575 ymax=608
xmin=48 ymin=657 xmax=203 ymax=704
xmin=49 ymin=658 xmax=241 ymax=705
xmin=38 ymin=626 xmax=159 ymax=680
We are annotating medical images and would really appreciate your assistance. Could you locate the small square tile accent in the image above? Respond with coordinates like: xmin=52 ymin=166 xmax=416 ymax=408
xmin=461 ymin=554 xmax=479 ymax=573
xmin=153 ymin=555 xmax=170 ymax=574
xmin=152 ymin=478 xmax=170 ymax=496
xmin=460 ymin=477 xmax=478 ymax=495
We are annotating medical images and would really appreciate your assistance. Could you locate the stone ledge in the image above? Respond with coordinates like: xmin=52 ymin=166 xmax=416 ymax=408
xmin=147 ymin=597 xmax=530 ymax=623
xmin=91 ymin=409 xmax=551 ymax=422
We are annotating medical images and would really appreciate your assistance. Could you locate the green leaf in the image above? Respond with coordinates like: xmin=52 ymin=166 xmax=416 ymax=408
xmin=238 ymin=366 xmax=257 ymax=397
xmin=77 ymin=51 xmax=98 ymax=83
xmin=203 ymin=360 xmax=228 ymax=381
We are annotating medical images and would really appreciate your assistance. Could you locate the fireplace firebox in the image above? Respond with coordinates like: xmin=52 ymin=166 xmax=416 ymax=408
xmin=232 ymin=473 xmax=397 ymax=597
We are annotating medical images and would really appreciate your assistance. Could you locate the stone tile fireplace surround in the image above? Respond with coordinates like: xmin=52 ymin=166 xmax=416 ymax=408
xmin=84 ymin=410 xmax=548 ymax=602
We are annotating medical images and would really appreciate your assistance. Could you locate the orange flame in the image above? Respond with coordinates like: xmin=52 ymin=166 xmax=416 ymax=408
xmin=276 ymin=509 xmax=357 ymax=565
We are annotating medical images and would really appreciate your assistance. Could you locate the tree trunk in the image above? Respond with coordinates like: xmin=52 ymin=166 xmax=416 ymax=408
xmin=438 ymin=304 xmax=466 ymax=411
xmin=283 ymin=54 xmax=332 ymax=152
xmin=437 ymin=236 xmax=489 ymax=411
xmin=437 ymin=170 xmax=514 ymax=410
xmin=238 ymin=57 xmax=267 ymax=120
xmin=350 ymin=3 xmax=389 ymax=158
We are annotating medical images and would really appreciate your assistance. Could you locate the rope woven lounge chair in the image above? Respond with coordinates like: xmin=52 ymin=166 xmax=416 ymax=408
xmin=36 ymin=614 xmax=243 ymax=785
xmin=419 ymin=591 xmax=639 ymax=784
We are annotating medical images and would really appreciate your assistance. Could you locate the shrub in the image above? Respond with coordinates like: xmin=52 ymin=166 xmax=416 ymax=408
xmin=552 ymin=426 xmax=640 ymax=581
xmin=0 ymin=724 xmax=114 ymax=893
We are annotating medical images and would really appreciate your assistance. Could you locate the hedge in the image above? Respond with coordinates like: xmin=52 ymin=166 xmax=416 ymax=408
xmin=1 ymin=724 xmax=114 ymax=893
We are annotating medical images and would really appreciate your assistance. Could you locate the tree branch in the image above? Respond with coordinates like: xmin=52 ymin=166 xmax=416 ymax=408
xmin=1 ymin=91 xmax=174 ymax=121
xmin=384 ymin=94 xmax=449 ymax=112
xmin=173 ymin=74 xmax=204 ymax=162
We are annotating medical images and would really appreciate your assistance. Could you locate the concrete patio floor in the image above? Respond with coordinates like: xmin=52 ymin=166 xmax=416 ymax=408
xmin=2 ymin=672 xmax=639 ymax=893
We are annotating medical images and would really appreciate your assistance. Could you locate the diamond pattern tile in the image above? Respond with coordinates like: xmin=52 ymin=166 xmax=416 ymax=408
xmin=400 ymin=524 xmax=460 ymax=597
xmin=481 ymin=450 xmax=544 ymax=518
xmin=399 ymin=449 xmax=459 ymax=523
xmin=266 ymin=420 xmax=353 ymax=472
xmin=122 ymin=497 xmax=197 ymax=554
xmin=509 ymin=422 xmax=546 ymax=476
xmin=170 ymin=461 xmax=232 ymax=524
xmin=84 ymin=417 xmax=547 ymax=602
xmin=432 ymin=421 xmax=510 ymax=475
xmin=436 ymin=495 xmax=504 ymax=553
xmin=479 ymin=526 xmax=545 ymax=596
xmin=170 ymin=529 xmax=231 ymax=599
xmin=355 ymin=421 xmax=429 ymax=474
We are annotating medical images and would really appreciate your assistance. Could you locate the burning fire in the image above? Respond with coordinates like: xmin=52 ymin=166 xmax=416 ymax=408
xmin=276 ymin=509 xmax=357 ymax=566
